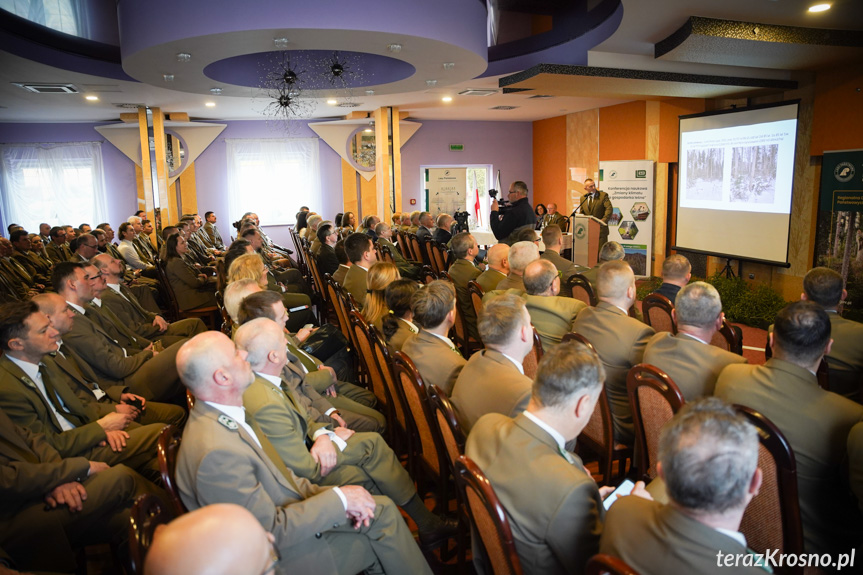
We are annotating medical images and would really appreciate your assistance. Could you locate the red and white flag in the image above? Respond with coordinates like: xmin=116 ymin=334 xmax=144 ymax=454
xmin=472 ymin=170 xmax=482 ymax=227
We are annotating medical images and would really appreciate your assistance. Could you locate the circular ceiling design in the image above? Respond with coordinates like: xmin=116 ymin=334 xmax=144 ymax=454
xmin=203 ymin=50 xmax=416 ymax=90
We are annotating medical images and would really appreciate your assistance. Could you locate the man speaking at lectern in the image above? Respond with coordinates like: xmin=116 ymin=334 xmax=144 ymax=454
xmin=576 ymin=179 xmax=613 ymax=254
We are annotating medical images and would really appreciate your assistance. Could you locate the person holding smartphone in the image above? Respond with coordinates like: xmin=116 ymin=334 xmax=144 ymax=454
xmin=465 ymin=340 xmax=649 ymax=575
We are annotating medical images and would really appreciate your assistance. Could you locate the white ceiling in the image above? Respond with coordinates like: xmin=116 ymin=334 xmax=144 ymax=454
xmin=0 ymin=0 xmax=860 ymax=124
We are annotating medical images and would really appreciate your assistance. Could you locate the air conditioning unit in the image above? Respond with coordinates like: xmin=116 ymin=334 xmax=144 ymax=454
xmin=12 ymin=83 xmax=79 ymax=94
xmin=458 ymin=89 xmax=498 ymax=96
xmin=490 ymin=105 xmax=519 ymax=110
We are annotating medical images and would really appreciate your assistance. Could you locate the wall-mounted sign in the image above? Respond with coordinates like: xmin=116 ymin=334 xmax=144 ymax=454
xmin=449 ymin=144 xmax=464 ymax=152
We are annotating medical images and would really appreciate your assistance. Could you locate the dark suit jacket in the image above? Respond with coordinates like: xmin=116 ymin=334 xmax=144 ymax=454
xmin=316 ymin=243 xmax=340 ymax=277
xmin=466 ymin=413 xmax=602 ymax=574
xmin=451 ymin=349 xmax=531 ymax=433
xmin=165 ymin=257 xmax=217 ymax=310
xmin=578 ymin=192 xmax=612 ymax=244
xmin=600 ymin=496 xmax=768 ymax=575
xmin=433 ymin=228 xmax=452 ymax=245
xmin=490 ymin=196 xmax=535 ymax=241
xmin=716 ymin=358 xmax=863 ymax=555
xmin=416 ymin=226 xmax=433 ymax=243
xmin=653 ymin=282 xmax=681 ymax=303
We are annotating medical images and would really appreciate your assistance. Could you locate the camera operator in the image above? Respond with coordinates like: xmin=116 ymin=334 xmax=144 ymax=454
xmin=490 ymin=181 xmax=535 ymax=241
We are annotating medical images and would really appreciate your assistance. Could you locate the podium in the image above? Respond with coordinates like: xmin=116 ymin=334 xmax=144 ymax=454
xmin=571 ymin=215 xmax=607 ymax=268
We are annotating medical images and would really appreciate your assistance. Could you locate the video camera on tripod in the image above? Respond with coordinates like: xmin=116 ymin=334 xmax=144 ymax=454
xmin=488 ymin=187 xmax=512 ymax=213
xmin=452 ymin=209 xmax=470 ymax=234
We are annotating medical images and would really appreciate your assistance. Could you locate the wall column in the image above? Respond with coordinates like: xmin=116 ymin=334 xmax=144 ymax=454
xmin=374 ymin=106 xmax=403 ymax=223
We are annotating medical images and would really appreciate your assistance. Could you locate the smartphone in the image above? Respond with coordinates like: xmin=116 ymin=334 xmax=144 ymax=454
xmin=603 ymin=479 xmax=635 ymax=510
xmin=302 ymin=323 xmax=314 ymax=331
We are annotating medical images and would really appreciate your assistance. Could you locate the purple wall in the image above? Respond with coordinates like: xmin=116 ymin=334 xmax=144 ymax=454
xmin=0 ymin=118 xmax=533 ymax=244
xmin=0 ymin=122 xmax=138 ymax=231
xmin=401 ymin=120 xmax=533 ymax=204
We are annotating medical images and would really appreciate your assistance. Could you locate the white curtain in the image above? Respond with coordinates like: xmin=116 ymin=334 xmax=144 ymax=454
xmin=0 ymin=0 xmax=82 ymax=36
xmin=0 ymin=141 xmax=108 ymax=231
xmin=226 ymin=138 xmax=321 ymax=226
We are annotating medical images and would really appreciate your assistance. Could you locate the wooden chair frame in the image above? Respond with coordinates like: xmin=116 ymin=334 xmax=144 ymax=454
xmin=626 ymin=363 xmax=685 ymax=481
xmin=641 ymin=293 xmax=677 ymax=334
xmin=129 ymin=493 xmax=175 ymax=575
xmin=156 ymin=424 xmax=187 ymax=517
xmin=566 ymin=273 xmax=598 ymax=306
xmin=454 ymin=455 xmax=524 ymax=575
xmin=522 ymin=326 xmax=544 ymax=379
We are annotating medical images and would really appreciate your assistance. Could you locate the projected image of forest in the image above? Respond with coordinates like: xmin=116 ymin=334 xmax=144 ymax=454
xmin=730 ymin=144 xmax=778 ymax=204
xmin=685 ymin=148 xmax=724 ymax=201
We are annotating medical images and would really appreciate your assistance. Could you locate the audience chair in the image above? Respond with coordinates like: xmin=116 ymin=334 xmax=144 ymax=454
xmin=468 ymin=280 xmax=485 ymax=325
xmin=394 ymin=351 xmax=450 ymax=514
xmin=371 ymin=327 xmax=411 ymax=458
xmin=129 ymin=493 xmax=175 ymax=575
xmin=325 ymin=276 xmax=352 ymax=342
xmin=428 ymin=384 xmax=470 ymax=569
xmin=626 ymin=364 xmax=685 ymax=481
xmin=734 ymin=405 xmax=805 ymax=575
xmin=421 ymin=265 xmax=438 ymax=285
xmin=396 ymin=230 xmax=412 ymax=260
xmin=156 ymin=425 xmax=187 ymax=517
xmin=409 ymin=234 xmax=430 ymax=266
xmin=562 ymin=333 xmax=631 ymax=484
xmin=585 ymin=554 xmax=641 ymax=575
xmin=349 ymin=310 xmax=390 ymax=420
xmin=215 ymin=258 xmax=227 ymax=293
xmin=641 ymin=293 xmax=676 ymax=334
xmin=711 ymin=318 xmax=743 ymax=355
xmin=378 ymin=243 xmax=396 ymax=264
xmin=566 ymin=273 xmax=598 ymax=306
xmin=429 ymin=242 xmax=448 ymax=274
xmin=522 ymin=326 xmax=544 ymax=379
xmin=454 ymin=455 xmax=524 ymax=575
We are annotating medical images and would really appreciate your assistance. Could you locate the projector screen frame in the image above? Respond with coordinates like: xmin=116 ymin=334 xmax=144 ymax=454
xmin=673 ymin=99 xmax=801 ymax=268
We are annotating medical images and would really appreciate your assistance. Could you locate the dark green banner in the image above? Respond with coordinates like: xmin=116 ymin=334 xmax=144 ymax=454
xmin=820 ymin=150 xmax=863 ymax=212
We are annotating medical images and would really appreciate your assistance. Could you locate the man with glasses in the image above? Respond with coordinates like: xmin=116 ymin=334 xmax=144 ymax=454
xmin=522 ymin=259 xmax=586 ymax=350
xmin=46 ymin=226 xmax=72 ymax=264
xmin=315 ymin=223 xmax=340 ymax=277
xmin=490 ymin=180 xmax=536 ymax=241
xmin=70 ymin=233 xmax=99 ymax=263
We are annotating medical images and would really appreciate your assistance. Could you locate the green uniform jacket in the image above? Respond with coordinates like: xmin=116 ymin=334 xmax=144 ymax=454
xmin=451 ymin=349 xmax=531 ymax=434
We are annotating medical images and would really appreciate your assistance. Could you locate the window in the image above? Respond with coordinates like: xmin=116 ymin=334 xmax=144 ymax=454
xmin=0 ymin=0 xmax=83 ymax=37
xmin=0 ymin=141 xmax=108 ymax=231
xmin=226 ymin=138 xmax=321 ymax=226
xmin=421 ymin=165 xmax=492 ymax=231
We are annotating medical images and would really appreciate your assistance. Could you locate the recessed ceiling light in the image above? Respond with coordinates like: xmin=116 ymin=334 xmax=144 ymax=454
xmin=808 ymin=3 xmax=830 ymax=11
xmin=176 ymin=53 xmax=191 ymax=62
xmin=443 ymin=62 xmax=455 ymax=70
xmin=85 ymin=95 xmax=99 ymax=101
xmin=205 ymin=102 xmax=216 ymax=107
xmin=326 ymin=99 xmax=338 ymax=105
xmin=163 ymin=74 xmax=174 ymax=82
xmin=387 ymin=43 xmax=402 ymax=53
xmin=426 ymin=79 xmax=437 ymax=87
xmin=442 ymin=96 xmax=453 ymax=102
xmin=365 ymin=90 xmax=375 ymax=96
xmin=273 ymin=37 xmax=289 ymax=49
xmin=210 ymin=87 xmax=222 ymax=95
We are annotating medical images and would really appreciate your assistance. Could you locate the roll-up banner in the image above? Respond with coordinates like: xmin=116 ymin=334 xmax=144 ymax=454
xmin=425 ymin=168 xmax=466 ymax=217
xmin=599 ymin=160 xmax=655 ymax=278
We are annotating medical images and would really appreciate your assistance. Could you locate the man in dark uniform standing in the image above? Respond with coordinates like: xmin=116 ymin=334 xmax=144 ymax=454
xmin=577 ymin=179 xmax=613 ymax=256
xmin=490 ymin=181 xmax=535 ymax=241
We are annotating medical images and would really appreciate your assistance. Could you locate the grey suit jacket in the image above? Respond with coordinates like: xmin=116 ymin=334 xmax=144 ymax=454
xmin=401 ymin=330 xmax=466 ymax=396
xmin=643 ymin=332 xmax=746 ymax=401
xmin=715 ymin=358 xmax=863 ymax=555
xmin=600 ymin=496 xmax=768 ymax=575
xmin=466 ymin=413 xmax=602 ymax=575
xmin=451 ymin=349 xmax=531 ymax=433
xmin=525 ymin=294 xmax=586 ymax=349
xmin=572 ymin=301 xmax=654 ymax=445
xmin=176 ymin=401 xmax=346 ymax=574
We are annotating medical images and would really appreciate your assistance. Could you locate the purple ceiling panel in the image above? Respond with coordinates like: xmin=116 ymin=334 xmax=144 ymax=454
xmin=204 ymin=50 xmax=415 ymax=89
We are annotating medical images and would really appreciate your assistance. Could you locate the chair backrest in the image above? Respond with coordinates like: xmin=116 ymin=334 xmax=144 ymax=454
xmin=735 ymin=405 xmax=804 ymax=573
xmin=626 ymin=363 xmax=685 ymax=481
xmin=585 ymin=554 xmax=641 ymax=575
xmin=396 ymin=230 xmax=413 ymax=260
xmin=454 ymin=455 xmax=524 ymax=575
xmin=349 ymin=310 xmax=389 ymax=409
xmin=522 ymin=326 xmax=544 ymax=379
xmin=393 ymin=351 xmax=443 ymax=476
xmin=641 ymin=293 xmax=677 ymax=334
xmin=561 ymin=332 xmax=616 ymax=481
xmin=409 ymin=234 xmax=429 ymax=265
xmin=154 ymin=260 xmax=181 ymax=322
xmin=430 ymin=242 xmax=448 ymax=274
xmin=710 ymin=319 xmax=742 ymax=355
xmin=428 ymin=384 xmax=466 ymax=471
xmin=304 ymin=245 xmax=324 ymax=296
xmin=373 ymin=330 xmax=408 ymax=433
xmin=468 ymin=280 xmax=485 ymax=327
xmin=566 ymin=273 xmax=598 ymax=306
xmin=421 ymin=265 xmax=437 ymax=285
xmin=129 ymin=493 xmax=175 ymax=575
xmin=156 ymin=424 xmax=187 ymax=517
xmin=215 ymin=258 xmax=228 ymax=293
xmin=378 ymin=242 xmax=395 ymax=264
xmin=326 ymin=276 xmax=351 ymax=341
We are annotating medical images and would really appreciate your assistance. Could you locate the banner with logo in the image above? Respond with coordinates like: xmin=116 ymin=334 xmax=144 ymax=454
xmin=598 ymin=160 xmax=655 ymax=277
xmin=425 ymin=168 xmax=466 ymax=218
xmin=813 ymin=149 xmax=863 ymax=321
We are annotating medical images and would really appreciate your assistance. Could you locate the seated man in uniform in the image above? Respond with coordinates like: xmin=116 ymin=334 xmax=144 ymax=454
xmin=174 ymin=331 xmax=432 ymax=575
xmin=522 ymin=259 xmax=586 ymax=349
xmin=475 ymin=243 xmax=510 ymax=293
xmin=643 ymin=282 xmax=746 ymax=400
xmin=601 ymin=397 xmax=767 ymax=575
xmin=494 ymin=241 xmax=539 ymax=292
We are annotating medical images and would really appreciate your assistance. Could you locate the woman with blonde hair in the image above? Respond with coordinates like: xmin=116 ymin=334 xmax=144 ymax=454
xmin=362 ymin=261 xmax=400 ymax=326
xmin=227 ymin=253 xmax=268 ymax=288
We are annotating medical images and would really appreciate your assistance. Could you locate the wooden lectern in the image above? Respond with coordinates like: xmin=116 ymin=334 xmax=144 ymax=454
xmin=571 ymin=215 xmax=607 ymax=268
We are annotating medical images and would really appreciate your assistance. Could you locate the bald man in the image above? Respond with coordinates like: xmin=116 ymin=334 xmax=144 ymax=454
xmin=145 ymin=503 xmax=276 ymax=575
xmin=475 ymin=243 xmax=510 ymax=293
